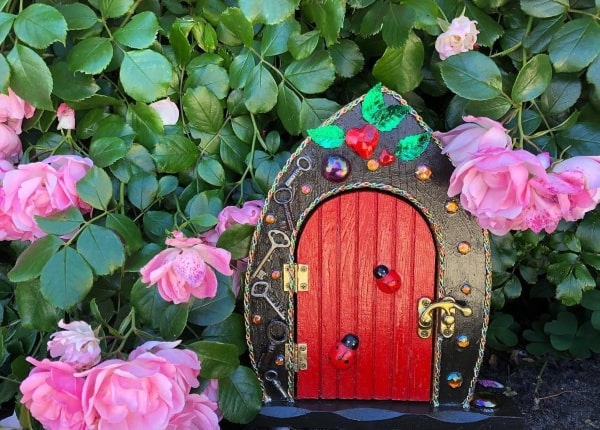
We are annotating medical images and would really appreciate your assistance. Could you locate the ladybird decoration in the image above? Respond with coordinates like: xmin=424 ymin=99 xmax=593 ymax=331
xmin=328 ymin=333 xmax=359 ymax=370
xmin=373 ymin=264 xmax=402 ymax=294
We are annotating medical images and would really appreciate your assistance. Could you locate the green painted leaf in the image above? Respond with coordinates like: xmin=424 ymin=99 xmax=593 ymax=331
xmin=277 ymin=83 xmax=302 ymax=135
xmin=67 ymin=37 xmax=113 ymax=75
xmin=186 ymin=64 xmax=230 ymax=99
xmin=89 ymin=137 xmax=128 ymax=168
xmin=300 ymin=0 xmax=344 ymax=45
xmin=198 ymin=158 xmax=226 ymax=186
xmin=183 ymin=86 xmax=224 ymax=133
xmin=261 ymin=19 xmax=298 ymax=56
xmin=362 ymin=83 xmax=385 ymax=123
xmin=8 ymin=235 xmax=63 ymax=282
xmin=113 ymin=11 xmax=159 ymax=49
xmin=77 ymin=225 xmax=125 ymax=275
xmin=382 ymin=4 xmax=414 ymax=48
xmin=128 ymin=172 xmax=158 ymax=209
xmin=50 ymin=61 xmax=100 ymax=102
xmin=120 ymin=50 xmax=173 ymax=103
xmin=92 ymin=0 xmax=134 ymax=18
xmin=187 ymin=341 xmax=239 ymax=378
xmin=202 ymin=314 xmax=247 ymax=355
xmin=511 ymin=54 xmax=553 ymax=103
xmin=40 ymin=247 xmax=94 ymax=309
xmin=0 ymin=55 xmax=9 ymax=94
xmin=7 ymin=44 xmax=53 ymax=110
xmin=218 ymin=366 xmax=263 ymax=424
xmin=229 ymin=48 xmax=255 ymax=89
xmin=373 ymin=32 xmax=424 ymax=93
xmin=188 ymin=279 xmax=236 ymax=326
xmin=15 ymin=282 xmax=59 ymax=331
xmin=244 ymin=64 xmax=277 ymax=113
xmin=395 ymin=132 xmax=431 ymax=161
xmin=0 ymin=13 xmax=15 ymax=46
xmin=329 ymin=39 xmax=364 ymax=78
xmin=549 ymin=17 xmax=600 ymax=73
xmin=520 ymin=0 xmax=569 ymax=18
xmin=35 ymin=207 xmax=84 ymax=236
xmin=14 ymin=4 xmax=67 ymax=49
xmin=288 ymin=30 xmax=319 ymax=60
xmin=307 ymin=125 xmax=345 ymax=149
xmin=299 ymin=98 xmax=341 ymax=131
xmin=220 ymin=7 xmax=254 ymax=47
xmin=56 ymin=3 xmax=97 ymax=30
xmin=439 ymin=51 xmax=503 ymax=101
xmin=216 ymin=223 xmax=255 ymax=260
xmin=284 ymin=50 xmax=335 ymax=94
xmin=239 ymin=0 xmax=297 ymax=24
xmin=77 ymin=166 xmax=113 ymax=210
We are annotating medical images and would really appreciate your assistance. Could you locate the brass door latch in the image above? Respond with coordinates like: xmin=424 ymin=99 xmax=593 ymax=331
xmin=418 ymin=296 xmax=472 ymax=339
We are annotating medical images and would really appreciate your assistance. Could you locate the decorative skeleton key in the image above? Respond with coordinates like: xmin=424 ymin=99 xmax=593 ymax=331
xmin=264 ymin=369 xmax=290 ymax=401
xmin=258 ymin=319 xmax=288 ymax=371
xmin=251 ymin=281 xmax=286 ymax=320
xmin=274 ymin=187 xmax=295 ymax=230
xmin=251 ymin=229 xmax=291 ymax=278
xmin=284 ymin=156 xmax=312 ymax=187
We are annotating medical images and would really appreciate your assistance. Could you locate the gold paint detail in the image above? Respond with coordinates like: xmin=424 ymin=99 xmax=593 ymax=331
xmin=418 ymin=296 xmax=473 ymax=339
xmin=286 ymin=343 xmax=308 ymax=371
xmin=415 ymin=164 xmax=432 ymax=181
xmin=283 ymin=263 xmax=309 ymax=292
xmin=457 ymin=241 xmax=472 ymax=254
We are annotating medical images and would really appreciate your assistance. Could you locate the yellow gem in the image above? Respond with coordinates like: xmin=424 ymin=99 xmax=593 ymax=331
xmin=265 ymin=214 xmax=276 ymax=224
xmin=445 ymin=200 xmax=459 ymax=214
xmin=367 ymin=159 xmax=380 ymax=172
xmin=415 ymin=164 xmax=432 ymax=181
xmin=457 ymin=241 xmax=471 ymax=254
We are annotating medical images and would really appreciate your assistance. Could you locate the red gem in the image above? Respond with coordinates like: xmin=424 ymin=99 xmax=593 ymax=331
xmin=378 ymin=149 xmax=396 ymax=166
xmin=345 ymin=124 xmax=379 ymax=159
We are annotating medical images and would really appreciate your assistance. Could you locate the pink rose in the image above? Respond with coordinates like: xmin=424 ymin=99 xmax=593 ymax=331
xmin=150 ymin=98 xmax=179 ymax=125
xmin=202 ymin=379 xmax=223 ymax=420
xmin=433 ymin=116 xmax=512 ymax=166
xmin=0 ymin=88 xmax=35 ymax=134
xmin=47 ymin=319 xmax=101 ymax=370
xmin=435 ymin=16 xmax=479 ymax=60
xmin=201 ymin=200 xmax=264 ymax=245
xmin=0 ymin=123 xmax=22 ymax=162
xmin=80 ymin=355 xmax=187 ymax=429
xmin=57 ymin=103 xmax=76 ymax=130
xmin=20 ymin=358 xmax=86 ymax=430
xmin=520 ymin=177 xmax=563 ymax=233
xmin=140 ymin=231 xmax=234 ymax=303
xmin=167 ymin=393 xmax=220 ymax=430
xmin=45 ymin=155 xmax=94 ymax=211
xmin=448 ymin=148 xmax=549 ymax=235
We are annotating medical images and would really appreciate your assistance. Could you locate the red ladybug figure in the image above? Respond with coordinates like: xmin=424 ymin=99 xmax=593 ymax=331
xmin=373 ymin=264 xmax=402 ymax=294
xmin=328 ymin=333 xmax=359 ymax=370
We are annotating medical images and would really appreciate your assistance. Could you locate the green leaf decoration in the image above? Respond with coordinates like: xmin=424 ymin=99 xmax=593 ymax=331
xmin=7 ymin=44 xmax=53 ymax=110
xmin=548 ymin=17 xmax=600 ymax=73
xmin=8 ymin=235 xmax=63 ymax=283
xmin=13 ymin=4 xmax=67 ymax=49
xmin=239 ymin=0 xmax=297 ymax=24
xmin=218 ymin=366 xmax=263 ymax=424
xmin=395 ymin=131 xmax=432 ymax=161
xmin=50 ymin=62 xmax=100 ymax=102
xmin=119 ymin=50 xmax=173 ymax=103
xmin=76 ymin=225 xmax=125 ymax=276
xmin=439 ymin=51 xmax=503 ymax=101
xmin=216 ymin=223 xmax=255 ymax=260
xmin=371 ymin=104 xmax=411 ymax=132
xmin=15 ymin=282 xmax=59 ymax=332
xmin=187 ymin=341 xmax=239 ymax=378
xmin=307 ymin=124 xmax=345 ymax=149
xmin=35 ymin=206 xmax=84 ymax=236
xmin=362 ymin=83 xmax=386 ymax=124
xmin=40 ymin=247 xmax=94 ymax=309
xmin=113 ymin=11 xmax=159 ymax=49
xmin=55 ymin=3 xmax=97 ymax=30
xmin=77 ymin=166 xmax=113 ymax=210
xmin=153 ymin=135 xmax=199 ymax=173
xmin=67 ymin=37 xmax=113 ymax=75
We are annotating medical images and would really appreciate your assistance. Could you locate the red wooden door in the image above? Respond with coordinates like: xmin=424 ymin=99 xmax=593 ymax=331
xmin=295 ymin=190 xmax=436 ymax=401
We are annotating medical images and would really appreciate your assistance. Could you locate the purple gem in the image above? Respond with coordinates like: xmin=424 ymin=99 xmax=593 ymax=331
xmin=322 ymin=155 xmax=351 ymax=182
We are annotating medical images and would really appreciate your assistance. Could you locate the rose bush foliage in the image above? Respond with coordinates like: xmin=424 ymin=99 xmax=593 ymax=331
xmin=1 ymin=0 xmax=600 ymax=427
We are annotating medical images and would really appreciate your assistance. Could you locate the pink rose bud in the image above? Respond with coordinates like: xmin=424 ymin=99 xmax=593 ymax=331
xmin=0 ymin=88 xmax=35 ymax=134
xmin=435 ymin=15 xmax=479 ymax=60
xmin=47 ymin=319 xmax=101 ymax=370
xmin=150 ymin=98 xmax=179 ymax=125
xmin=56 ymin=103 xmax=76 ymax=130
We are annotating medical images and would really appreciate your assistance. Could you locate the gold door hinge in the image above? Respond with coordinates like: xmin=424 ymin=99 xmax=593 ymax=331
xmin=286 ymin=343 xmax=308 ymax=371
xmin=283 ymin=263 xmax=309 ymax=292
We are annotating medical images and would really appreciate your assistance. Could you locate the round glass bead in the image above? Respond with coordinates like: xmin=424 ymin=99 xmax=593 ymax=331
xmin=447 ymin=372 xmax=463 ymax=389
xmin=445 ymin=200 xmax=459 ymax=214
xmin=322 ymin=155 xmax=351 ymax=182
xmin=461 ymin=283 xmax=472 ymax=295
xmin=271 ymin=270 xmax=281 ymax=280
xmin=275 ymin=354 xmax=285 ymax=366
xmin=367 ymin=159 xmax=380 ymax=171
xmin=415 ymin=164 xmax=432 ymax=181
xmin=265 ymin=214 xmax=276 ymax=224
xmin=301 ymin=184 xmax=312 ymax=195
xmin=457 ymin=241 xmax=472 ymax=254
xmin=471 ymin=392 xmax=499 ymax=409
xmin=252 ymin=314 xmax=262 ymax=324
xmin=457 ymin=335 xmax=470 ymax=348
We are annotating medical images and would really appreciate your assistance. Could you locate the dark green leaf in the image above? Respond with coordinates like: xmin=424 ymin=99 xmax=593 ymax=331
xmin=231 ymin=115 xmax=253 ymax=143
xmin=183 ymin=86 xmax=224 ymax=133
xmin=520 ymin=0 xmax=569 ymax=18
xmin=56 ymin=3 xmax=97 ymax=30
xmin=511 ymin=54 xmax=553 ymax=103
xmin=89 ymin=137 xmax=128 ymax=168
xmin=77 ymin=166 xmax=113 ymax=210
xmin=276 ymin=83 xmax=302 ymax=135
xmin=395 ymin=132 xmax=431 ymax=161
xmin=15 ymin=282 xmax=59 ymax=331
xmin=556 ymin=274 xmax=585 ymax=305
xmin=7 ymin=44 xmax=53 ymax=110
xmin=540 ymin=73 xmax=581 ymax=115
xmin=170 ymin=21 xmax=191 ymax=66
xmin=216 ymin=223 xmax=255 ymax=259
xmin=373 ymin=32 xmax=424 ymax=93
xmin=142 ymin=210 xmax=174 ymax=242
xmin=307 ymin=124 xmax=345 ymax=149
xmin=93 ymin=0 xmax=134 ymax=18
xmin=8 ymin=235 xmax=63 ymax=282
xmin=40 ymin=247 xmax=93 ymax=309
xmin=261 ymin=19 xmax=298 ymax=56
xmin=587 ymin=55 xmax=600 ymax=98
xmin=284 ymin=50 xmax=335 ymax=94
xmin=244 ymin=64 xmax=278 ymax=113
xmin=548 ymin=17 xmax=600 ymax=73
xmin=153 ymin=135 xmax=199 ymax=173
xmin=239 ymin=0 xmax=297 ymax=24
xmin=220 ymin=124 xmax=251 ymax=174
xmin=546 ymin=261 xmax=572 ymax=284
xmin=299 ymin=98 xmax=341 ymax=131
xmin=67 ymin=37 xmax=113 ymax=75
xmin=288 ymin=30 xmax=319 ymax=60
xmin=582 ymin=251 xmax=600 ymax=270
xmin=503 ymin=276 xmax=522 ymax=299
xmin=129 ymin=103 xmax=163 ymax=149
xmin=359 ymin=0 xmax=385 ymax=37
xmin=465 ymin=96 xmax=512 ymax=120
xmin=157 ymin=176 xmax=178 ymax=197
xmin=131 ymin=279 xmax=173 ymax=329
xmin=202 ymin=314 xmax=247 ymax=355
xmin=464 ymin=1 xmax=504 ymax=47
xmin=439 ymin=51 xmax=503 ymax=100
xmin=188 ymin=280 xmax=236 ymax=326
xmin=198 ymin=158 xmax=226 ymax=186
xmin=14 ymin=4 xmax=67 ymax=49
xmin=106 ymin=213 xmax=143 ymax=254
xmin=35 ymin=207 xmax=84 ymax=236
xmin=301 ymin=0 xmax=344 ymax=45
xmin=77 ymin=225 xmax=125 ymax=275
xmin=187 ymin=341 xmax=239 ymax=378
xmin=382 ymin=4 xmax=414 ymax=48
xmin=120 ymin=50 xmax=173 ymax=103
xmin=160 ymin=303 xmax=189 ymax=340
xmin=558 ymin=122 xmax=600 ymax=156
xmin=186 ymin=64 xmax=230 ymax=99
xmin=524 ymin=15 xmax=564 ymax=54
xmin=128 ymin=172 xmax=158 ymax=209
xmin=229 ymin=48 xmax=255 ymax=89
xmin=254 ymin=159 xmax=279 ymax=193
xmin=220 ymin=7 xmax=254 ymax=46
xmin=403 ymin=0 xmax=438 ymax=29
xmin=50 ymin=61 xmax=100 ymax=102
xmin=329 ymin=39 xmax=364 ymax=78
xmin=577 ymin=212 xmax=600 ymax=252
xmin=546 ymin=311 xmax=577 ymax=350
xmin=113 ymin=11 xmax=159 ymax=49
xmin=0 ymin=13 xmax=16 ymax=46
xmin=218 ymin=366 xmax=262 ymax=424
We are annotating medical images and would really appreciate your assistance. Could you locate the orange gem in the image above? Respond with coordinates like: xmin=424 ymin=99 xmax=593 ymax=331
xmin=461 ymin=283 xmax=472 ymax=295
xmin=457 ymin=335 xmax=470 ymax=348
xmin=457 ymin=241 xmax=471 ymax=254
xmin=252 ymin=314 xmax=262 ymax=324
xmin=265 ymin=214 xmax=276 ymax=224
xmin=415 ymin=164 xmax=432 ymax=181
xmin=447 ymin=372 xmax=463 ymax=389
xmin=301 ymin=184 xmax=312 ymax=195
xmin=367 ymin=159 xmax=380 ymax=171
xmin=271 ymin=270 xmax=281 ymax=280
xmin=275 ymin=354 xmax=285 ymax=366
xmin=445 ymin=200 xmax=459 ymax=214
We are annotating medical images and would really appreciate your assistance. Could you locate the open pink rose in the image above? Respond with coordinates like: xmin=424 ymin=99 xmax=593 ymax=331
xmin=167 ymin=393 xmax=220 ymax=430
xmin=201 ymin=200 xmax=264 ymax=245
xmin=434 ymin=116 xmax=512 ymax=166
xmin=435 ymin=15 xmax=479 ymax=60
xmin=448 ymin=148 xmax=549 ymax=235
xmin=80 ymin=355 xmax=187 ymax=429
xmin=0 ymin=88 xmax=35 ymax=134
xmin=140 ymin=231 xmax=234 ymax=303
xmin=47 ymin=319 xmax=101 ymax=370
xmin=57 ymin=103 xmax=76 ymax=130
xmin=0 ymin=123 xmax=22 ymax=162
xmin=150 ymin=98 xmax=179 ymax=125
xmin=20 ymin=358 xmax=86 ymax=430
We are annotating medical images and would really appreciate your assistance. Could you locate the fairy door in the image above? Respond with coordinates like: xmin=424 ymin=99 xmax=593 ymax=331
xmin=295 ymin=190 xmax=436 ymax=401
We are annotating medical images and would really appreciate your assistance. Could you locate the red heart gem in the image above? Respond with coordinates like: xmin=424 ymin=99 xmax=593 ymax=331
xmin=345 ymin=124 xmax=379 ymax=159
xmin=378 ymin=149 xmax=396 ymax=166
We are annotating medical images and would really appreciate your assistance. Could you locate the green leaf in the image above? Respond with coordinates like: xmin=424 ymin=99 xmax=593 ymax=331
xmin=7 ymin=44 xmax=53 ymax=110
xmin=587 ymin=55 xmax=600 ymax=97
xmin=40 ymin=247 xmax=94 ymax=309
xmin=129 ymin=103 xmax=163 ymax=149
xmin=113 ymin=11 xmax=159 ymax=49
xmin=284 ymin=50 xmax=335 ymax=94
xmin=545 ymin=311 xmax=577 ymax=350
xmin=288 ymin=30 xmax=319 ymax=60
xmin=198 ymin=158 xmax=226 ymax=186
xmin=556 ymin=274 xmax=585 ymax=306
xmin=520 ymin=0 xmax=569 ymax=18
xmin=89 ymin=137 xmax=128 ymax=167
xmin=131 ymin=279 xmax=173 ymax=329
xmin=0 ymin=56 xmax=8 ymax=93
xmin=558 ymin=122 xmax=600 ymax=156
xmin=548 ymin=17 xmax=600 ymax=73
xmin=35 ymin=207 xmax=84 ymax=236
xmin=106 ymin=213 xmax=143 ymax=254
xmin=440 ymin=51 xmax=503 ymax=101
xmin=216 ymin=224 xmax=255 ymax=259
xmin=301 ymin=0 xmax=344 ymax=45
xmin=239 ymin=0 xmax=297 ymax=24
xmin=244 ymin=64 xmax=278 ymax=113
xmin=464 ymin=1 xmax=504 ymax=47
xmin=56 ymin=3 xmax=97 ymax=30
xmin=77 ymin=166 xmax=113 ymax=210
xmin=0 ymin=13 xmax=16 ymax=46
xmin=202 ymin=314 xmax=247 ymax=355
xmin=373 ymin=32 xmax=424 ymax=94
xmin=395 ymin=132 xmax=431 ymax=161
xmin=160 ymin=302 xmax=189 ymax=340
xmin=77 ymin=225 xmax=125 ymax=275
xmin=187 ymin=341 xmax=239 ymax=378
xmin=67 ymin=37 xmax=113 ymax=75
xmin=50 ymin=62 xmax=100 ymax=102
xmin=358 ymin=0 xmax=385 ymax=37
xmin=15 ymin=282 xmax=59 ymax=331
xmin=307 ymin=124 xmax=345 ymax=149
xmin=382 ymin=4 xmax=415 ymax=48
xmin=254 ymin=159 xmax=280 ymax=193
xmin=188 ymin=280 xmax=236 ymax=326
xmin=540 ymin=73 xmax=581 ymax=116
xmin=511 ymin=54 xmax=553 ymax=103
xmin=128 ymin=172 xmax=158 ymax=209
xmin=220 ymin=7 xmax=254 ymax=47
xmin=183 ymin=86 xmax=224 ymax=133
xmin=524 ymin=15 xmax=564 ymax=54
xmin=170 ymin=21 xmax=191 ymax=66
xmin=277 ymin=83 xmax=302 ymax=135
xmin=8 ymin=235 xmax=63 ymax=282
xmin=465 ymin=96 xmax=512 ymax=120
xmin=92 ymin=0 xmax=134 ymax=18
xmin=220 ymin=124 xmax=250 ymax=174
xmin=329 ymin=39 xmax=364 ymax=78
xmin=576 ymin=212 xmax=600 ymax=253
xmin=299 ymin=97 xmax=341 ymax=130
xmin=14 ymin=4 xmax=67 ymax=49
xmin=503 ymin=276 xmax=522 ymax=300
xmin=261 ymin=19 xmax=299 ymax=56
xmin=120 ymin=50 xmax=173 ymax=103
xmin=157 ymin=176 xmax=179 ymax=197
xmin=229 ymin=48 xmax=255 ymax=89
xmin=153 ymin=135 xmax=199 ymax=173
xmin=186 ymin=64 xmax=230 ymax=99
xmin=218 ymin=366 xmax=263 ymax=424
